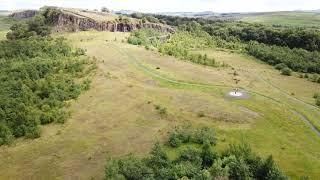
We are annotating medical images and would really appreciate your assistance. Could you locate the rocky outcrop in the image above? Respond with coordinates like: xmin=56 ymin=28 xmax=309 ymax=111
xmin=9 ymin=10 xmax=37 ymax=18
xmin=52 ymin=11 xmax=174 ymax=33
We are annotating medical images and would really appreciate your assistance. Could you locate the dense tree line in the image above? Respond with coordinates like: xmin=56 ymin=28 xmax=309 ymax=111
xmin=152 ymin=15 xmax=320 ymax=52
xmin=246 ymin=41 xmax=320 ymax=74
xmin=203 ymin=22 xmax=320 ymax=52
xmin=0 ymin=13 xmax=94 ymax=145
xmin=128 ymin=15 xmax=320 ymax=76
xmin=105 ymin=125 xmax=287 ymax=180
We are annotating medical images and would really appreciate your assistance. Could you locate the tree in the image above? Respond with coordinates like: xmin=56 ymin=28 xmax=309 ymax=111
xmin=209 ymin=158 xmax=230 ymax=179
xmin=131 ymin=13 xmax=143 ymax=19
xmin=101 ymin=7 xmax=110 ymax=13
xmin=116 ymin=154 xmax=154 ymax=180
xmin=201 ymin=141 xmax=218 ymax=168
xmin=6 ymin=14 xmax=51 ymax=40
xmin=316 ymin=97 xmax=320 ymax=106
xmin=147 ymin=142 xmax=171 ymax=179
xmin=0 ymin=124 xmax=14 ymax=145
xmin=256 ymin=155 xmax=287 ymax=180
xmin=148 ymin=142 xmax=170 ymax=169
xmin=6 ymin=22 xmax=31 ymax=40
xmin=222 ymin=155 xmax=252 ymax=180
xmin=27 ymin=15 xmax=51 ymax=37
xmin=281 ymin=67 xmax=292 ymax=76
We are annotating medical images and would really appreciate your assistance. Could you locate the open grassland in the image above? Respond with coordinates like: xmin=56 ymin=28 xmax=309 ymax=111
xmin=0 ymin=16 xmax=14 ymax=31
xmin=0 ymin=31 xmax=319 ymax=179
xmin=0 ymin=15 xmax=16 ymax=39
xmin=241 ymin=12 xmax=320 ymax=27
xmin=0 ymin=31 xmax=7 ymax=40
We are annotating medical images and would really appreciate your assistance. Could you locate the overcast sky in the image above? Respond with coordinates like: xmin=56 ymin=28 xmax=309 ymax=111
xmin=1 ymin=0 xmax=320 ymax=12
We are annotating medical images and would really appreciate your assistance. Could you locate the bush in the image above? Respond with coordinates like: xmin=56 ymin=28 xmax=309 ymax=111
xmin=316 ymin=98 xmax=320 ymax=106
xmin=275 ymin=63 xmax=287 ymax=70
xmin=105 ymin=154 xmax=154 ymax=180
xmin=105 ymin=126 xmax=287 ymax=180
xmin=168 ymin=124 xmax=193 ymax=147
xmin=154 ymin=104 xmax=167 ymax=117
xmin=177 ymin=147 xmax=203 ymax=166
xmin=7 ymin=13 xmax=51 ymax=40
xmin=0 ymin=124 xmax=14 ymax=145
xmin=0 ymin=35 xmax=94 ymax=144
xmin=193 ymin=127 xmax=217 ymax=145
xmin=281 ymin=67 xmax=292 ymax=76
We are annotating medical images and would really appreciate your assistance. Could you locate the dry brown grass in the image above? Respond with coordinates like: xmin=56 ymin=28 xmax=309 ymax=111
xmin=0 ymin=31 xmax=319 ymax=179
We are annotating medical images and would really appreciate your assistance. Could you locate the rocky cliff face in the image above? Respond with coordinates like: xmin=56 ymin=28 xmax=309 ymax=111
xmin=9 ymin=10 xmax=37 ymax=18
xmin=53 ymin=11 xmax=174 ymax=33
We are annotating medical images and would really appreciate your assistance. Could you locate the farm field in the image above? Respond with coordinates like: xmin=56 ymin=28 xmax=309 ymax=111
xmin=0 ymin=31 xmax=319 ymax=179
xmin=240 ymin=11 xmax=320 ymax=27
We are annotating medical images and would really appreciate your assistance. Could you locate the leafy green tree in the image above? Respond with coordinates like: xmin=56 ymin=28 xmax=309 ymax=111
xmin=0 ymin=124 xmax=14 ymax=145
xmin=117 ymin=154 xmax=154 ymax=180
xmin=27 ymin=15 xmax=51 ymax=37
xmin=209 ymin=158 xmax=230 ymax=179
xmin=316 ymin=97 xmax=320 ymax=106
xmin=256 ymin=155 xmax=287 ymax=180
xmin=222 ymin=155 xmax=252 ymax=180
xmin=192 ymin=127 xmax=217 ymax=145
xmin=101 ymin=7 xmax=110 ymax=13
xmin=201 ymin=141 xmax=218 ymax=168
xmin=6 ymin=22 xmax=31 ymax=40
xmin=177 ymin=147 xmax=202 ymax=167
xmin=275 ymin=63 xmax=288 ymax=70
xmin=281 ymin=67 xmax=292 ymax=76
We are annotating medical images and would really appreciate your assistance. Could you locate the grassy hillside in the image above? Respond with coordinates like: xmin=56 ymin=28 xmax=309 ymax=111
xmin=0 ymin=15 xmax=16 ymax=40
xmin=240 ymin=11 xmax=320 ymax=27
xmin=0 ymin=31 xmax=319 ymax=179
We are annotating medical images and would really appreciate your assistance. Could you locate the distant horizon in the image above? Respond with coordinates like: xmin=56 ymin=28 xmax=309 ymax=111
xmin=1 ymin=7 xmax=320 ymax=14
xmin=1 ymin=0 xmax=320 ymax=13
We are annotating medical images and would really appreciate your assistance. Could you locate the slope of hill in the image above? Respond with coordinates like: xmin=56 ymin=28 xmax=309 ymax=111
xmin=1 ymin=6 xmax=320 ymax=180
xmin=240 ymin=11 xmax=320 ymax=27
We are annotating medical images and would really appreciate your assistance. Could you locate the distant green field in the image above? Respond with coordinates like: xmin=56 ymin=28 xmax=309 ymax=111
xmin=0 ymin=31 xmax=7 ymax=40
xmin=0 ymin=15 xmax=16 ymax=31
xmin=0 ymin=10 xmax=11 ymax=16
xmin=241 ymin=12 xmax=320 ymax=27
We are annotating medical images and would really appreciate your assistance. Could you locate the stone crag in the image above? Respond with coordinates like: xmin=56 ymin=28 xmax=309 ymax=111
xmin=9 ymin=10 xmax=38 ymax=19
xmin=52 ymin=10 xmax=175 ymax=33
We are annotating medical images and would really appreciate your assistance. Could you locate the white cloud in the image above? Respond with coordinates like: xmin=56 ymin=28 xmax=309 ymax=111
xmin=1 ymin=0 xmax=320 ymax=12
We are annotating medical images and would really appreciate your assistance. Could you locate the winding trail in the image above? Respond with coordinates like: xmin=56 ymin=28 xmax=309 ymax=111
xmin=109 ymin=43 xmax=320 ymax=137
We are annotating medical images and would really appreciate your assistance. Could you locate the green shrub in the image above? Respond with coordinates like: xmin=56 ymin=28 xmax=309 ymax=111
xmin=105 ymin=127 xmax=287 ymax=180
xmin=0 ymin=124 xmax=14 ymax=145
xmin=281 ymin=67 xmax=292 ymax=76
xmin=192 ymin=127 xmax=217 ymax=145
xmin=0 ymin=35 xmax=93 ymax=144
xmin=154 ymin=104 xmax=167 ymax=117
xmin=316 ymin=98 xmax=320 ymax=106
xmin=275 ymin=63 xmax=287 ymax=70
xmin=168 ymin=124 xmax=193 ymax=147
